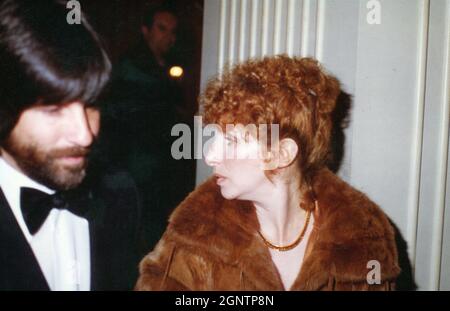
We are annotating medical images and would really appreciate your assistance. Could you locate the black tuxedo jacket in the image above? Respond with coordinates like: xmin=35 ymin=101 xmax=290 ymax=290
xmin=0 ymin=168 xmax=144 ymax=290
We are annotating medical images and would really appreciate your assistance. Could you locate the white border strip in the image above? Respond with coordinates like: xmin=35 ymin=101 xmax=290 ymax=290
xmin=286 ymin=0 xmax=296 ymax=56
xmin=261 ymin=0 xmax=271 ymax=56
xmin=409 ymin=0 xmax=430 ymax=272
xmin=239 ymin=0 xmax=248 ymax=62
xmin=301 ymin=0 xmax=311 ymax=56
xmin=273 ymin=0 xmax=283 ymax=55
xmin=228 ymin=0 xmax=238 ymax=66
xmin=218 ymin=0 xmax=228 ymax=73
xmin=314 ymin=0 xmax=325 ymax=61
xmin=250 ymin=0 xmax=260 ymax=58
xmin=433 ymin=0 xmax=450 ymax=290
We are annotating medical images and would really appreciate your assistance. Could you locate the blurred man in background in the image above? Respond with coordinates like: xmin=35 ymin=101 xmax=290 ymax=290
xmin=100 ymin=4 xmax=195 ymax=253
xmin=142 ymin=6 xmax=177 ymax=68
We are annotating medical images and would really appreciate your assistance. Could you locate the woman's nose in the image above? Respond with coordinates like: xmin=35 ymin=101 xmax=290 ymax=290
xmin=205 ymin=142 xmax=223 ymax=167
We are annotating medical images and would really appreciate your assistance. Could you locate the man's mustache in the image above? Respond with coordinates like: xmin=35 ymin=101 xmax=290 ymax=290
xmin=50 ymin=147 xmax=91 ymax=158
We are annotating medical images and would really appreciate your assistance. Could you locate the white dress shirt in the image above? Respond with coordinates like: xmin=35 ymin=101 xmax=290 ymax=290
xmin=0 ymin=157 xmax=90 ymax=291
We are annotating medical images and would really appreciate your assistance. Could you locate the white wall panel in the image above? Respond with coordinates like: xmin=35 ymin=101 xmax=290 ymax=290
xmin=319 ymin=0 xmax=360 ymax=182
xmin=416 ymin=0 xmax=450 ymax=290
xmin=286 ymin=0 xmax=303 ymax=56
xmin=350 ymin=0 xmax=426 ymax=273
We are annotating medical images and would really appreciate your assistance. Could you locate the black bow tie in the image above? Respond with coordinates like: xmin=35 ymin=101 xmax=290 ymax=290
xmin=20 ymin=187 xmax=88 ymax=235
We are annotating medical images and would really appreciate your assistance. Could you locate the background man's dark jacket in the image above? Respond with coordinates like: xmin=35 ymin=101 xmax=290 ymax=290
xmin=99 ymin=41 xmax=193 ymax=252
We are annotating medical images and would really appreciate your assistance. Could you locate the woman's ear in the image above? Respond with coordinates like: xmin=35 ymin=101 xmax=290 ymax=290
xmin=277 ymin=138 xmax=298 ymax=168
xmin=260 ymin=138 xmax=298 ymax=170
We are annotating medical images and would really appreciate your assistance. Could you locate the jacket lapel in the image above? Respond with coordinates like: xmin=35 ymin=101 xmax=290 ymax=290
xmin=83 ymin=186 xmax=136 ymax=291
xmin=79 ymin=189 xmax=101 ymax=291
xmin=0 ymin=188 xmax=50 ymax=290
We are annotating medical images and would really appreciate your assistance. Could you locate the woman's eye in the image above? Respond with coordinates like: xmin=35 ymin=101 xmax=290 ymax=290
xmin=225 ymin=136 xmax=238 ymax=145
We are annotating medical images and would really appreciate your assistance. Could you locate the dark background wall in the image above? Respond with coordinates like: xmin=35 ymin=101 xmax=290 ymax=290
xmin=81 ymin=0 xmax=204 ymax=117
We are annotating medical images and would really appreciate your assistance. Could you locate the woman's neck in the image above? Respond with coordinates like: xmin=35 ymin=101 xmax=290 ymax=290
xmin=252 ymin=177 xmax=308 ymax=246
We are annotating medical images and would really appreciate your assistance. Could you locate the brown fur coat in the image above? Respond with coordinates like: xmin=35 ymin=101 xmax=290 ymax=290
xmin=135 ymin=168 xmax=400 ymax=290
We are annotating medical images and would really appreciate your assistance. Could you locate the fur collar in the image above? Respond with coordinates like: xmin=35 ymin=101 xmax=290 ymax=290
xmin=164 ymin=168 xmax=400 ymax=290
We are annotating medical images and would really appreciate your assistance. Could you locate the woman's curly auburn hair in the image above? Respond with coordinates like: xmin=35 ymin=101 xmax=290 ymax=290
xmin=201 ymin=55 xmax=341 ymax=183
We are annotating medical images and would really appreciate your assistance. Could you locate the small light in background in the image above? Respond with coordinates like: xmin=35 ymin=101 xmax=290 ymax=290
xmin=169 ymin=66 xmax=184 ymax=78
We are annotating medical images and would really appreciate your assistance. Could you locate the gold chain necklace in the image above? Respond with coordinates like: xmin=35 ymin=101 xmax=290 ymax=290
xmin=258 ymin=207 xmax=312 ymax=252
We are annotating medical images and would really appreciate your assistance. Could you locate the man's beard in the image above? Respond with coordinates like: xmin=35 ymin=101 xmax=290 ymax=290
xmin=3 ymin=137 xmax=92 ymax=191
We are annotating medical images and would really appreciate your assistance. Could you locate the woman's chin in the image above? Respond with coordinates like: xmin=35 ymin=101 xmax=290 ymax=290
xmin=219 ymin=187 xmax=238 ymax=200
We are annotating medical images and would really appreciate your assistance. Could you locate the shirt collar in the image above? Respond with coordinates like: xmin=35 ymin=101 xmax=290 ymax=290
xmin=0 ymin=156 xmax=55 ymax=195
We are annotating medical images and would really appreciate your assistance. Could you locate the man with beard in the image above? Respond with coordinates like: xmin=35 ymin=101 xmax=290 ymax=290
xmin=0 ymin=0 xmax=142 ymax=290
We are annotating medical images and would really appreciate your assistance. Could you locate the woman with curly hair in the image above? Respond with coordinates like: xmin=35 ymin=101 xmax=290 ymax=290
xmin=136 ymin=55 xmax=400 ymax=291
